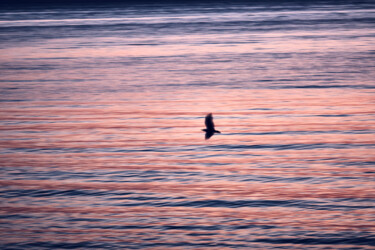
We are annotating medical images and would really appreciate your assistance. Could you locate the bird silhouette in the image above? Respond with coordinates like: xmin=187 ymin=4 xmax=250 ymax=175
xmin=202 ymin=113 xmax=221 ymax=140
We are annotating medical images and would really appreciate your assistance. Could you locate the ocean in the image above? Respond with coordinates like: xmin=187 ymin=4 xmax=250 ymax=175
xmin=0 ymin=1 xmax=374 ymax=249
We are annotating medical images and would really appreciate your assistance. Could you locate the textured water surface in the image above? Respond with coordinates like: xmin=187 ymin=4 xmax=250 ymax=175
xmin=0 ymin=1 xmax=375 ymax=249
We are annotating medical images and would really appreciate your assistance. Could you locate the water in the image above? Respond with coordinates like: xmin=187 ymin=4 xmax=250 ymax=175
xmin=1 ymin=1 xmax=375 ymax=249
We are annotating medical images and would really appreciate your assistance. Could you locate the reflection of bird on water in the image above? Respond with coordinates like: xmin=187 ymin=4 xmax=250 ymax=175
xmin=202 ymin=113 xmax=221 ymax=140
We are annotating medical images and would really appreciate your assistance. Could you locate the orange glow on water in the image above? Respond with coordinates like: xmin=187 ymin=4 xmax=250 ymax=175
xmin=1 ymin=3 xmax=375 ymax=249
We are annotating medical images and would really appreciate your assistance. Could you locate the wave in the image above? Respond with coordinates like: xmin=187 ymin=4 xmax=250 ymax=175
xmin=279 ymin=84 xmax=375 ymax=89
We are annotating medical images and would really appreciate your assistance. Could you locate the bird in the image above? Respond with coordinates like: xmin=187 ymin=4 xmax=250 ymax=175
xmin=202 ymin=113 xmax=221 ymax=140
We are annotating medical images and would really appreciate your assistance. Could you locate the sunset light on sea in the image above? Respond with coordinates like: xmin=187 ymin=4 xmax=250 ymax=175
xmin=0 ymin=0 xmax=374 ymax=248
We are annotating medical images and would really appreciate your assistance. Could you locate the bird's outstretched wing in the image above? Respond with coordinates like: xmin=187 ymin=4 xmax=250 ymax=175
xmin=205 ymin=130 xmax=214 ymax=140
xmin=205 ymin=113 xmax=215 ymax=130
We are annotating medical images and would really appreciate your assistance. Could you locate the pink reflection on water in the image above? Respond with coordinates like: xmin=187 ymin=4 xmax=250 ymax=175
xmin=1 ymin=179 xmax=374 ymax=200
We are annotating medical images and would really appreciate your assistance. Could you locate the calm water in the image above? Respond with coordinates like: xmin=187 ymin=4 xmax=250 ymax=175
xmin=1 ymin=1 xmax=375 ymax=249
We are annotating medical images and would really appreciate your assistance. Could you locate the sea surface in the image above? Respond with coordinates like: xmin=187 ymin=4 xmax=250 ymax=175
xmin=0 ymin=1 xmax=375 ymax=249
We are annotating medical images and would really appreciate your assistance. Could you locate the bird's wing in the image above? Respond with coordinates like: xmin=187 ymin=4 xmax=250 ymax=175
xmin=205 ymin=130 xmax=214 ymax=140
xmin=205 ymin=113 xmax=215 ymax=130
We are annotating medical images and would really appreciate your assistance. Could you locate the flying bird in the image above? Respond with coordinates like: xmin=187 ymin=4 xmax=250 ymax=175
xmin=202 ymin=113 xmax=221 ymax=140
